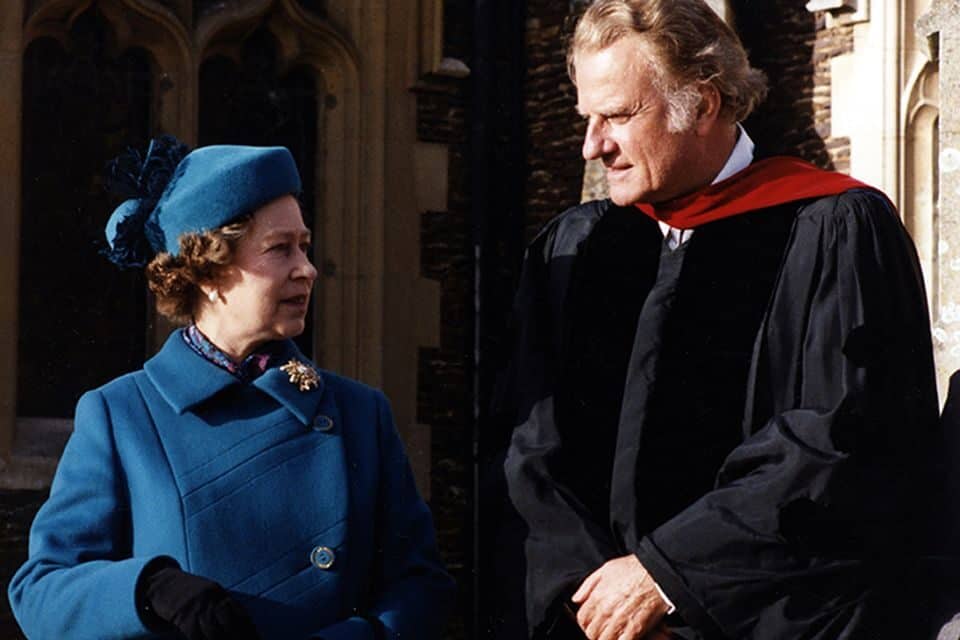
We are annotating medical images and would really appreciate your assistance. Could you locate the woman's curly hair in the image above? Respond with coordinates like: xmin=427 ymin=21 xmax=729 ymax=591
xmin=146 ymin=216 xmax=252 ymax=324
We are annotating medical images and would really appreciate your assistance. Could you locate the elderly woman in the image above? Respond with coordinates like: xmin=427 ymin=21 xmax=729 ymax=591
xmin=8 ymin=137 xmax=454 ymax=640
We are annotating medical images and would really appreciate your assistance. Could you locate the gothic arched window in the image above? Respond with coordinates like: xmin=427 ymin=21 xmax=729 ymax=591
xmin=19 ymin=8 xmax=152 ymax=419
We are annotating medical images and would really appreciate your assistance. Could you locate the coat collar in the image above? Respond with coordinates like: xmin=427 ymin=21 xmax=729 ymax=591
xmin=145 ymin=329 xmax=326 ymax=425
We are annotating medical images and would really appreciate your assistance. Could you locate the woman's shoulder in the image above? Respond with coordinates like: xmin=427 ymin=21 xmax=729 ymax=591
xmin=67 ymin=371 xmax=153 ymax=440
xmin=81 ymin=369 xmax=149 ymax=405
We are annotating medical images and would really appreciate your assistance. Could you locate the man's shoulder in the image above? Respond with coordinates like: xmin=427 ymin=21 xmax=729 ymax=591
xmin=795 ymin=187 xmax=895 ymax=226
xmin=530 ymin=199 xmax=613 ymax=259
xmin=785 ymin=188 xmax=913 ymax=266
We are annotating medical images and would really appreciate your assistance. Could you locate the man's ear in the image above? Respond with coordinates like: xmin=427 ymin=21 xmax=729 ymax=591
xmin=694 ymin=83 xmax=723 ymax=136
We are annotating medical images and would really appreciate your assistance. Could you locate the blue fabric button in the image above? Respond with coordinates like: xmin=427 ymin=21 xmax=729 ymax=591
xmin=312 ymin=415 xmax=334 ymax=432
xmin=310 ymin=545 xmax=335 ymax=569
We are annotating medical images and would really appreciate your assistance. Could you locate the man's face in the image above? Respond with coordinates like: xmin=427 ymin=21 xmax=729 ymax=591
xmin=575 ymin=35 xmax=705 ymax=206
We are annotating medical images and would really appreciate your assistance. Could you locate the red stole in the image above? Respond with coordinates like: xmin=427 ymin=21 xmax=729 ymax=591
xmin=635 ymin=156 xmax=875 ymax=229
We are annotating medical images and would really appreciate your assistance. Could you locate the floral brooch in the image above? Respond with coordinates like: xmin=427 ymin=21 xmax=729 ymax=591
xmin=280 ymin=359 xmax=320 ymax=392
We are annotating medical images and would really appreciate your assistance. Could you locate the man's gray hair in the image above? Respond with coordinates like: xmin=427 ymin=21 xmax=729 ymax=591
xmin=568 ymin=0 xmax=768 ymax=126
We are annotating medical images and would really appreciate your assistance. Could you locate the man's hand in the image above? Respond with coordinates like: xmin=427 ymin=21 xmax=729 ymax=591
xmin=571 ymin=554 xmax=670 ymax=640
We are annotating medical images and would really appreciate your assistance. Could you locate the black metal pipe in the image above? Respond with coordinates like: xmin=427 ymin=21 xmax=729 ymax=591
xmin=470 ymin=0 xmax=495 ymax=636
xmin=471 ymin=0 xmax=530 ymax=636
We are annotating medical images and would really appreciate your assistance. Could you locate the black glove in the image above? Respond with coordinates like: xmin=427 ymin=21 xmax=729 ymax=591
xmin=138 ymin=563 xmax=261 ymax=640
xmin=311 ymin=614 xmax=387 ymax=640
xmin=364 ymin=614 xmax=388 ymax=640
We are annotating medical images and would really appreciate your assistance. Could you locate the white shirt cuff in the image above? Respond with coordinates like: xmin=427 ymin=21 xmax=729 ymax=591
xmin=653 ymin=580 xmax=677 ymax=615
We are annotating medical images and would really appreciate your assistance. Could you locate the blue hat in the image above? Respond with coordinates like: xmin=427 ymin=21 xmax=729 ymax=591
xmin=104 ymin=136 xmax=302 ymax=267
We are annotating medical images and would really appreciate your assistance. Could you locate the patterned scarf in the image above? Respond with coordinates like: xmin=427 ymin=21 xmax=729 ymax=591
xmin=182 ymin=325 xmax=275 ymax=383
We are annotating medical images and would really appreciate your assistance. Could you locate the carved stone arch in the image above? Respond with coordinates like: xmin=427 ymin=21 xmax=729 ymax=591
xmin=902 ymin=60 xmax=941 ymax=310
xmin=195 ymin=0 xmax=273 ymax=61
xmin=25 ymin=0 xmax=195 ymax=142
xmin=194 ymin=0 xmax=357 ymax=68
xmin=197 ymin=0 xmax=371 ymax=382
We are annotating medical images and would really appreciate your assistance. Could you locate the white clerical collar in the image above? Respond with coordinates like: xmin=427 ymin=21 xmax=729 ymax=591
xmin=657 ymin=124 xmax=755 ymax=247
xmin=712 ymin=124 xmax=755 ymax=184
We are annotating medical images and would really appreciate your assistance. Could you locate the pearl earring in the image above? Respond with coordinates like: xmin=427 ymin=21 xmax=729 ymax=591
xmin=208 ymin=290 xmax=218 ymax=303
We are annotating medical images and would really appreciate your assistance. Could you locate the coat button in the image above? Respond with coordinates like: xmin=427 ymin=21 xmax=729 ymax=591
xmin=310 ymin=545 xmax=336 ymax=569
xmin=312 ymin=415 xmax=334 ymax=432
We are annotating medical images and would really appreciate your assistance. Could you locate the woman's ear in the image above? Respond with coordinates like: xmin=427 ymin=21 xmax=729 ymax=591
xmin=198 ymin=284 xmax=221 ymax=305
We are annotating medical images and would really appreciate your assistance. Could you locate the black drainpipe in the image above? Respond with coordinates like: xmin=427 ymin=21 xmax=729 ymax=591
xmin=471 ymin=0 xmax=528 ymax=637
xmin=470 ymin=0 xmax=493 ymax=636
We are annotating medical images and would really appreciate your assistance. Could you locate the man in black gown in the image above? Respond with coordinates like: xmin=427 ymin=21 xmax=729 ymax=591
xmin=499 ymin=1 xmax=944 ymax=638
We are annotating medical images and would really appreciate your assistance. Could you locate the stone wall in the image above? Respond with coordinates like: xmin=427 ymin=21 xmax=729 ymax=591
xmin=414 ymin=2 xmax=472 ymax=637
xmin=813 ymin=19 xmax=855 ymax=171
xmin=733 ymin=1 xmax=842 ymax=169
xmin=418 ymin=3 xmax=592 ymax=637
xmin=414 ymin=70 xmax=472 ymax=640
xmin=523 ymin=0 xmax=587 ymax=240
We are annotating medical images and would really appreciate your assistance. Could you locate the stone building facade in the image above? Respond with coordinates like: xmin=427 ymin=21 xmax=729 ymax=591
xmin=0 ymin=0 xmax=953 ymax=638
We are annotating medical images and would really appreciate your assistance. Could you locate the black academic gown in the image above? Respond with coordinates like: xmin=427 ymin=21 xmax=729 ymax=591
xmin=934 ymin=372 xmax=960 ymax=640
xmin=498 ymin=189 xmax=943 ymax=639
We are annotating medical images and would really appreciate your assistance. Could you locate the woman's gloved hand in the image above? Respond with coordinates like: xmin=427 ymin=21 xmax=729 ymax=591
xmin=139 ymin=563 xmax=261 ymax=640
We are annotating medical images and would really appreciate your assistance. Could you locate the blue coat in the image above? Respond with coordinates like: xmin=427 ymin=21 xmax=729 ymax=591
xmin=9 ymin=331 xmax=454 ymax=639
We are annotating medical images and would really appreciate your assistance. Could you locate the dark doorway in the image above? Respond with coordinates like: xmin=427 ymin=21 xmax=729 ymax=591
xmin=199 ymin=27 xmax=319 ymax=358
xmin=19 ymin=8 xmax=152 ymax=419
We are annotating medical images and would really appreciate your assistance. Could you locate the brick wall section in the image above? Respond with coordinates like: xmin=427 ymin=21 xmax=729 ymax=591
xmin=416 ymin=126 xmax=471 ymax=640
xmin=734 ymin=2 xmax=827 ymax=167
xmin=416 ymin=3 xmax=592 ymax=636
xmin=523 ymin=0 xmax=588 ymax=241
xmin=814 ymin=16 xmax=855 ymax=172
xmin=415 ymin=114 xmax=471 ymax=640
xmin=413 ymin=6 xmax=472 ymax=631
xmin=733 ymin=2 xmax=852 ymax=171
xmin=416 ymin=80 xmax=468 ymax=145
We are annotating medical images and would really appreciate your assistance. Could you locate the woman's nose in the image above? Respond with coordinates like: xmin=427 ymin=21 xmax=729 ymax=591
xmin=295 ymin=248 xmax=318 ymax=282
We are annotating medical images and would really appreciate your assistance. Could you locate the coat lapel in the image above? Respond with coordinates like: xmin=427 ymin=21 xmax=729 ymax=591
xmin=252 ymin=341 xmax=326 ymax=426
xmin=144 ymin=330 xmax=239 ymax=414
xmin=145 ymin=331 xmax=327 ymax=426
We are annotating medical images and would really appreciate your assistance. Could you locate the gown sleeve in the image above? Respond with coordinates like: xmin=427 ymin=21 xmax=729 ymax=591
xmin=7 ymin=390 xmax=163 ymax=639
xmin=318 ymin=392 xmax=455 ymax=640
xmin=633 ymin=190 xmax=942 ymax=639
xmin=502 ymin=206 xmax=619 ymax=637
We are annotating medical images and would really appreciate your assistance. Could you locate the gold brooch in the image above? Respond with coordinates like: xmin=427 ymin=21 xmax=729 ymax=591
xmin=280 ymin=359 xmax=320 ymax=391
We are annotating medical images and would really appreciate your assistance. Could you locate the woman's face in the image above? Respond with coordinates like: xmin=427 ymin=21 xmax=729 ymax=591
xmin=201 ymin=195 xmax=317 ymax=357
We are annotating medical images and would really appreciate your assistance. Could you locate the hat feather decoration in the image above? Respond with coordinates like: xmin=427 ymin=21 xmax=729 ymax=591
xmin=103 ymin=138 xmax=301 ymax=264
xmin=103 ymin=135 xmax=189 ymax=268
